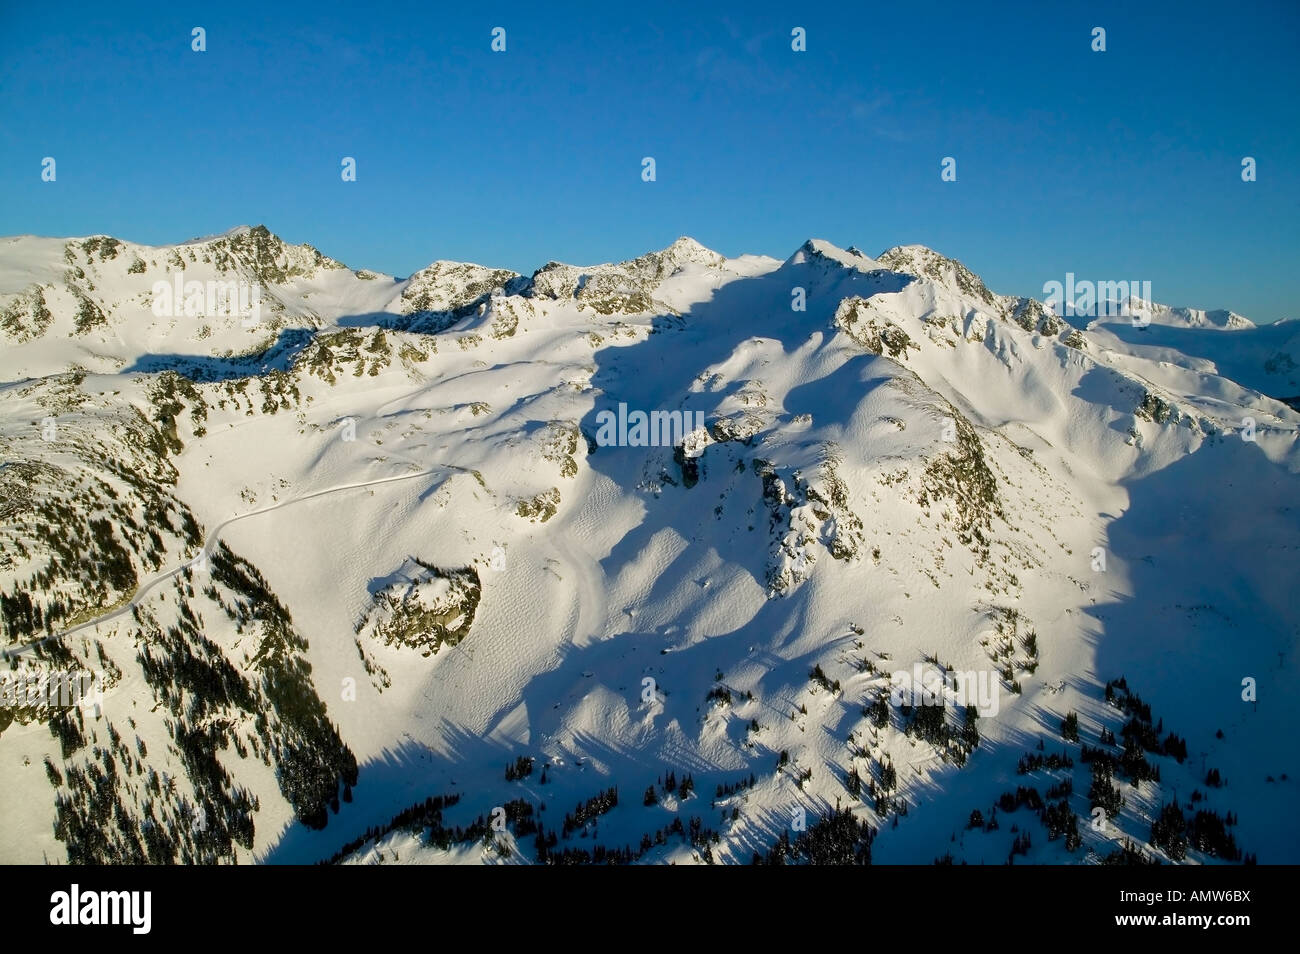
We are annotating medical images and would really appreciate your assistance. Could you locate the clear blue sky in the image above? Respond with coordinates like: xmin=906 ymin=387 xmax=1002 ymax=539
xmin=1 ymin=0 xmax=1297 ymax=320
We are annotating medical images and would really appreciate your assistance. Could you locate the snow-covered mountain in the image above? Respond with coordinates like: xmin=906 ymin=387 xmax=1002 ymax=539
xmin=1 ymin=226 xmax=1295 ymax=865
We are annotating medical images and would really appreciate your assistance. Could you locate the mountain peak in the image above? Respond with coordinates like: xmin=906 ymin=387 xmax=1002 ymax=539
xmin=646 ymin=236 xmax=725 ymax=269
xmin=785 ymin=238 xmax=877 ymax=271
xmin=876 ymin=244 xmax=994 ymax=305
xmin=620 ymin=236 xmax=726 ymax=279
xmin=178 ymin=223 xmax=269 ymax=246
xmin=666 ymin=236 xmax=711 ymax=255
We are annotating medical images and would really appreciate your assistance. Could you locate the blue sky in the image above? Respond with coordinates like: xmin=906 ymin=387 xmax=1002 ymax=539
xmin=1 ymin=0 xmax=1297 ymax=320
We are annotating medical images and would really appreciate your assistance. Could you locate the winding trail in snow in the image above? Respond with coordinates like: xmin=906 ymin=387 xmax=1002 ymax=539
xmin=3 ymin=465 xmax=447 ymax=659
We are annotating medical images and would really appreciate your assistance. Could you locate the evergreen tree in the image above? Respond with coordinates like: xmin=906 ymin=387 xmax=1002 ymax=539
xmin=1150 ymin=801 xmax=1188 ymax=860
xmin=1061 ymin=711 xmax=1079 ymax=743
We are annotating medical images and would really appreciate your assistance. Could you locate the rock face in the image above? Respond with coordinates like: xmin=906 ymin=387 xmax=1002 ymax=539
xmin=834 ymin=297 xmax=918 ymax=358
xmin=356 ymin=559 xmax=482 ymax=657
xmin=392 ymin=261 xmax=526 ymax=332
xmin=527 ymin=237 xmax=726 ymax=316
xmin=203 ymin=225 xmax=349 ymax=285
xmin=877 ymin=245 xmax=996 ymax=306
